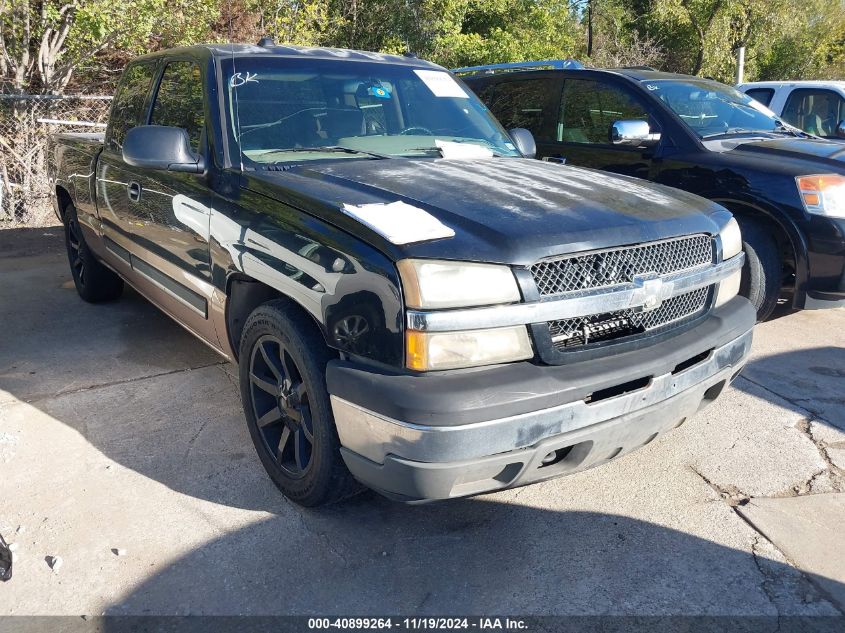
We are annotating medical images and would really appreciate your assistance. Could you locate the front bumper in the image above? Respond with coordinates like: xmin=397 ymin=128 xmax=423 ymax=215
xmin=328 ymin=297 xmax=755 ymax=502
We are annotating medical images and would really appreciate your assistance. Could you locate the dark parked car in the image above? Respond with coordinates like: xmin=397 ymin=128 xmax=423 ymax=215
xmin=461 ymin=62 xmax=845 ymax=320
xmin=48 ymin=44 xmax=753 ymax=505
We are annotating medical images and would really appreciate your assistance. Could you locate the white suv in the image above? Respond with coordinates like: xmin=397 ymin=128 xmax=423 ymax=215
xmin=738 ymin=80 xmax=845 ymax=140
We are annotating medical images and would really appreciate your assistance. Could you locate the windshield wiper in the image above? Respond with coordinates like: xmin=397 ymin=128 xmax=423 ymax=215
xmin=255 ymin=146 xmax=392 ymax=160
xmin=772 ymin=121 xmax=812 ymax=138
xmin=701 ymin=128 xmax=772 ymax=139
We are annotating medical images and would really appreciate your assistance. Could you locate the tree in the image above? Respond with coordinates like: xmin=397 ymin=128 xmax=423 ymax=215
xmin=0 ymin=0 xmax=218 ymax=94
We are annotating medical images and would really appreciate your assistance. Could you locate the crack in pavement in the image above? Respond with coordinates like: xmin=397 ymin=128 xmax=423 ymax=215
xmin=750 ymin=535 xmax=783 ymax=623
xmin=689 ymin=465 xmax=845 ymax=616
xmin=16 ymin=361 xmax=229 ymax=405
xmin=735 ymin=375 xmax=845 ymax=494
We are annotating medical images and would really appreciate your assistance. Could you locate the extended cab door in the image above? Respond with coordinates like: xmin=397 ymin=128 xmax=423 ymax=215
xmin=96 ymin=61 xmax=158 ymax=246
xmin=120 ymin=59 xmax=219 ymax=345
xmin=546 ymin=77 xmax=661 ymax=180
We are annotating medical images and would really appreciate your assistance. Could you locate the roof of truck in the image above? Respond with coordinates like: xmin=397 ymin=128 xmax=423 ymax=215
xmin=134 ymin=43 xmax=441 ymax=69
xmin=739 ymin=80 xmax=845 ymax=91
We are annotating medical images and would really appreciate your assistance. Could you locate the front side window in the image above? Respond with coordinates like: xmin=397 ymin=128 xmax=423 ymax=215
xmin=481 ymin=79 xmax=553 ymax=141
xmin=151 ymin=61 xmax=206 ymax=153
xmin=221 ymin=57 xmax=520 ymax=166
xmin=107 ymin=62 xmax=156 ymax=151
xmin=559 ymin=79 xmax=653 ymax=145
xmin=782 ymin=89 xmax=845 ymax=138
xmin=648 ymin=79 xmax=785 ymax=139
xmin=745 ymin=88 xmax=775 ymax=107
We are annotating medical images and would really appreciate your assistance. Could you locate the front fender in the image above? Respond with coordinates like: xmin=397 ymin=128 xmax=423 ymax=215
xmin=208 ymin=191 xmax=404 ymax=367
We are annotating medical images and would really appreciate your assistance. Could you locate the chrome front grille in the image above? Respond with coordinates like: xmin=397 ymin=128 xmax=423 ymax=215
xmin=531 ymin=235 xmax=714 ymax=297
xmin=547 ymin=287 xmax=711 ymax=349
xmin=532 ymin=235 xmax=716 ymax=352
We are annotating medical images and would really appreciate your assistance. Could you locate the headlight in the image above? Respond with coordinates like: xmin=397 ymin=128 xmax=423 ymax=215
xmin=715 ymin=217 xmax=743 ymax=308
xmin=397 ymin=259 xmax=521 ymax=309
xmin=406 ymin=326 xmax=533 ymax=371
xmin=719 ymin=217 xmax=742 ymax=259
xmin=797 ymin=174 xmax=845 ymax=218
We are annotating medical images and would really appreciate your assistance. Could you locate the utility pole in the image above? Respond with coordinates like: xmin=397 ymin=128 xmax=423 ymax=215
xmin=736 ymin=46 xmax=746 ymax=85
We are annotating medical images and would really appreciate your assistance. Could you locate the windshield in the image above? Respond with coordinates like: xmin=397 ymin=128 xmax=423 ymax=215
xmin=645 ymin=79 xmax=787 ymax=139
xmin=221 ymin=57 xmax=520 ymax=167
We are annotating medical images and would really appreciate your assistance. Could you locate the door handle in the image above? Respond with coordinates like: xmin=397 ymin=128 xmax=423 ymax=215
xmin=127 ymin=181 xmax=142 ymax=202
xmin=543 ymin=156 xmax=567 ymax=165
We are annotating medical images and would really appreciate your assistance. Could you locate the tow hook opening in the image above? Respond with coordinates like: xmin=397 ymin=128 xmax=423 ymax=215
xmin=539 ymin=445 xmax=574 ymax=468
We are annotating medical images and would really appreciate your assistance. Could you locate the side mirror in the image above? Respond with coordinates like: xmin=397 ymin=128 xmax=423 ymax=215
xmin=837 ymin=120 xmax=845 ymax=139
xmin=611 ymin=120 xmax=661 ymax=147
xmin=123 ymin=126 xmax=205 ymax=173
xmin=508 ymin=128 xmax=536 ymax=159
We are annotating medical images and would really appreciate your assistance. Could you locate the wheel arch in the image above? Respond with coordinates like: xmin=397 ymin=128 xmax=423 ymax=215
xmin=224 ymin=273 xmax=330 ymax=363
xmin=55 ymin=185 xmax=74 ymax=220
xmin=710 ymin=196 xmax=808 ymax=304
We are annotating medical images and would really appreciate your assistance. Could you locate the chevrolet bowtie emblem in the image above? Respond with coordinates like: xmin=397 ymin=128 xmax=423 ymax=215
xmin=633 ymin=274 xmax=667 ymax=312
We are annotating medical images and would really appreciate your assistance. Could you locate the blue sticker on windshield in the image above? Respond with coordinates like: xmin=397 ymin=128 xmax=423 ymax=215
xmin=369 ymin=85 xmax=391 ymax=99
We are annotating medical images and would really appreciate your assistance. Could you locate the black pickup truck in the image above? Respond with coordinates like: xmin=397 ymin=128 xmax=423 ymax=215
xmin=48 ymin=43 xmax=754 ymax=506
xmin=461 ymin=63 xmax=845 ymax=321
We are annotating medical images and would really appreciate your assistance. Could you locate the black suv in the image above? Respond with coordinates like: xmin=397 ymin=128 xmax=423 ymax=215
xmin=461 ymin=62 xmax=845 ymax=320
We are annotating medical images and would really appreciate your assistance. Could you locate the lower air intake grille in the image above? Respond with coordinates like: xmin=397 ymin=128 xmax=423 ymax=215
xmin=548 ymin=287 xmax=710 ymax=350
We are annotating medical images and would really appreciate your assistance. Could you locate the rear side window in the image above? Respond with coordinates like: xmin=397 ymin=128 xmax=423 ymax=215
xmin=744 ymin=88 xmax=774 ymax=107
xmin=559 ymin=79 xmax=654 ymax=145
xmin=481 ymin=79 xmax=553 ymax=141
xmin=107 ymin=62 xmax=156 ymax=151
xmin=151 ymin=61 xmax=206 ymax=153
xmin=782 ymin=89 xmax=845 ymax=138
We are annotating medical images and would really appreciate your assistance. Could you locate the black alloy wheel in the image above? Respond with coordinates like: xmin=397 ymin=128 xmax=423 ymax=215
xmin=238 ymin=301 xmax=360 ymax=506
xmin=62 ymin=203 xmax=123 ymax=303
xmin=248 ymin=335 xmax=315 ymax=478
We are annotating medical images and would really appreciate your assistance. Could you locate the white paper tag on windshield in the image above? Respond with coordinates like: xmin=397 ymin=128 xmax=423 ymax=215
xmin=341 ymin=201 xmax=455 ymax=244
xmin=435 ymin=139 xmax=494 ymax=159
xmin=413 ymin=70 xmax=469 ymax=98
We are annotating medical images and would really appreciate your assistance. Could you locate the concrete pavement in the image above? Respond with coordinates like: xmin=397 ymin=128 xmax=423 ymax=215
xmin=1 ymin=227 xmax=844 ymax=616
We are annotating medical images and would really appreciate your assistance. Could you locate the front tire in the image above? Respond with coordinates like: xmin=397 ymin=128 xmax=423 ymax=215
xmin=238 ymin=301 xmax=359 ymax=506
xmin=738 ymin=219 xmax=781 ymax=322
xmin=63 ymin=203 xmax=123 ymax=303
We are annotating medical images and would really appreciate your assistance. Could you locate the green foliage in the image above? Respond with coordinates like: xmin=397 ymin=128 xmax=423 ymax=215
xmin=434 ymin=0 xmax=582 ymax=68
xmin=2 ymin=0 xmax=844 ymax=94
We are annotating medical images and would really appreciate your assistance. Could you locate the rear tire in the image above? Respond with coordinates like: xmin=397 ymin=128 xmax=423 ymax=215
xmin=238 ymin=300 xmax=360 ymax=507
xmin=737 ymin=219 xmax=781 ymax=322
xmin=63 ymin=203 xmax=123 ymax=303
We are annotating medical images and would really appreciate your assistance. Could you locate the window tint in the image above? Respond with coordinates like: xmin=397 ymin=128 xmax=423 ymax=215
xmin=560 ymin=79 xmax=652 ymax=145
xmin=481 ymin=79 xmax=552 ymax=141
xmin=782 ymin=89 xmax=845 ymax=138
xmin=151 ymin=61 xmax=205 ymax=153
xmin=745 ymin=88 xmax=774 ymax=107
xmin=107 ymin=62 xmax=156 ymax=151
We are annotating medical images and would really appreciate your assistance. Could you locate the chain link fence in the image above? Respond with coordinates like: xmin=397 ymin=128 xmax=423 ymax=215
xmin=0 ymin=94 xmax=112 ymax=228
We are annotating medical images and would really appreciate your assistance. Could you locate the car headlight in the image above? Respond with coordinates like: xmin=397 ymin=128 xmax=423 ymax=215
xmin=406 ymin=326 xmax=533 ymax=371
xmin=715 ymin=217 xmax=743 ymax=308
xmin=397 ymin=259 xmax=521 ymax=309
xmin=797 ymin=174 xmax=845 ymax=218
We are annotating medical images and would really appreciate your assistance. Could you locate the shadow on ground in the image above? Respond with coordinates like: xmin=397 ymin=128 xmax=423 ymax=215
xmin=102 ymin=497 xmax=845 ymax=616
xmin=3 ymin=227 xmax=845 ymax=616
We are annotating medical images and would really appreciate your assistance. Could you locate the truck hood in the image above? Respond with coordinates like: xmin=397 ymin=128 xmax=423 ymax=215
xmin=724 ymin=137 xmax=845 ymax=168
xmin=248 ymin=157 xmax=726 ymax=265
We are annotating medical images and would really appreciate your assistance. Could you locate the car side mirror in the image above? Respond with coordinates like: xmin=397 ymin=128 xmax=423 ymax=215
xmin=508 ymin=128 xmax=536 ymax=159
xmin=611 ymin=120 xmax=661 ymax=147
xmin=123 ymin=126 xmax=205 ymax=173
xmin=837 ymin=120 xmax=845 ymax=139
